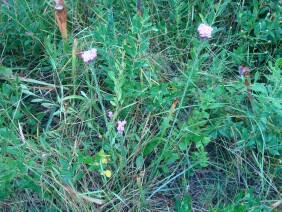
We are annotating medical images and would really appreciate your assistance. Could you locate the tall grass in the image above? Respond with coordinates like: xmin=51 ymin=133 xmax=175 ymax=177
xmin=0 ymin=0 xmax=281 ymax=211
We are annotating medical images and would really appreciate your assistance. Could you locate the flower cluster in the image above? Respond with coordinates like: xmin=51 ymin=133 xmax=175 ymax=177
xmin=107 ymin=111 xmax=127 ymax=134
xmin=78 ymin=48 xmax=97 ymax=63
xmin=238 ymin=66 xmax=249 ymax=76
xmin=116 ymin=120 xmax=126 ymax=134
xmin=197 ymin=23 xmax=213 ymax=38
xmin=107 ymin=111 xmax=113 ymax=119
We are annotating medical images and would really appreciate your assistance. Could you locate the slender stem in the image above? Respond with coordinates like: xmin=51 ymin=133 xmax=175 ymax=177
xmin=89 ymin=65 xmax=109 ymax=134
xmin=72 ymin=38 xmax=78 ymax=97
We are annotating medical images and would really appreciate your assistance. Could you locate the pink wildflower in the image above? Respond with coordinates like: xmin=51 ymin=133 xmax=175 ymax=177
xmin=77 ymin=48 xmax=97 ymax=63
xmin=238 ymin=66 xmax=249 ymax=76
xmin=116 ymin=120 xmax=126 ymax=134
xmin=197 ymin=23 xmax=213 ymax=38
xmin=108 ymin=111 xmax=113 ymax=119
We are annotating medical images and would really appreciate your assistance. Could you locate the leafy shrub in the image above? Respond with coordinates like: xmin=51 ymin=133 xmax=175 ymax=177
xmin=0 ymin=0 xmax=281 ymax=211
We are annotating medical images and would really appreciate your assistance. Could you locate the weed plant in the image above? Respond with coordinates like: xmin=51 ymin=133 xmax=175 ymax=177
xmin=0 ymin=0 xmax=281 ymax=211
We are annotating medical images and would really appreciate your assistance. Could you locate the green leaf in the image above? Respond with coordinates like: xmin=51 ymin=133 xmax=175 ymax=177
xmin=31 ymin=98 xmax=46 ymax=103
xmin=178 ymin=141 xmax=188 ymax=151
xmin=162 ymin=165 xmax=169 ymax=173
xmin=139 ymin=41 xmax=150 ymax=53
xmin=108 ymin=71 xmax=116 ymax=82
xmin=62 ymin=95 xmax=87 ymax=101
xmin=41 ymin=103 xmax=54 ymax=108
xmin=275 ymin=58 xmax=282 ymax=68
xmin=84 ymin=156 xmax=95 ymax=165
xmin=132 ymin=16 xmax=142 ymax=33
xmin=199 ymin=13 xmax=204 ymax=22
xmin=143 ymin=137 xmax=164 ymax=156
xmin=110 ymin=101 xmax=116 ymax=106
xmin=165 ymin=153 xmax=180 ymax=165
xmin=135 ymin=155 xmax=144 ymax=170
xmin=0 ymin=66 xmax=13 ymax=77
xmin=250 ymin=83 xmax=268 ymax=94
xmin=175 ymin=195 xmax=192 ymax=212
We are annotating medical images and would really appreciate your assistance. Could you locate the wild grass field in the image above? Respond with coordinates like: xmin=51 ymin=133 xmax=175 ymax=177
xmin=0 ymin=0 xmax=281 ymax=211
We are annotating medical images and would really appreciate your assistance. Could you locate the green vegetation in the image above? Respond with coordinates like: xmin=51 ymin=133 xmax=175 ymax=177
xmin=0 ymin=0 xmax=281 ymax=211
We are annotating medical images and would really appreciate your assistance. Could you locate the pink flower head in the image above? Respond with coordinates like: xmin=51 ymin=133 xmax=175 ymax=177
xmin=116 ymin=120 xmax=126 ymax=134
xmin=238 ymin=66 xmax=249 ymax=76
xmin=197 ymin=23 xmax=213 ymax=38
xmin=108 ymin=111 xmax=113 ymax=119
xmin=77 ymin=48 xmax=97 ymax=63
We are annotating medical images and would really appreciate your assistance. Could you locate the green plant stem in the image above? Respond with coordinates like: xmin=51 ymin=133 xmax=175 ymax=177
xmin=137 ymin=177 xmax=146 ymax=207
xmin=89 ymin=65 xmax=109 ymax=135
xmin=63 ymin=39 xmax=70 ymax=52
xmin=149 ymin=42 xmax=203 ymax=180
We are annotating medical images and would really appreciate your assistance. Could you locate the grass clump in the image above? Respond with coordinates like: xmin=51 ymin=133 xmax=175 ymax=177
xmin=0 ymin=0 xmax=281 ymax=211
